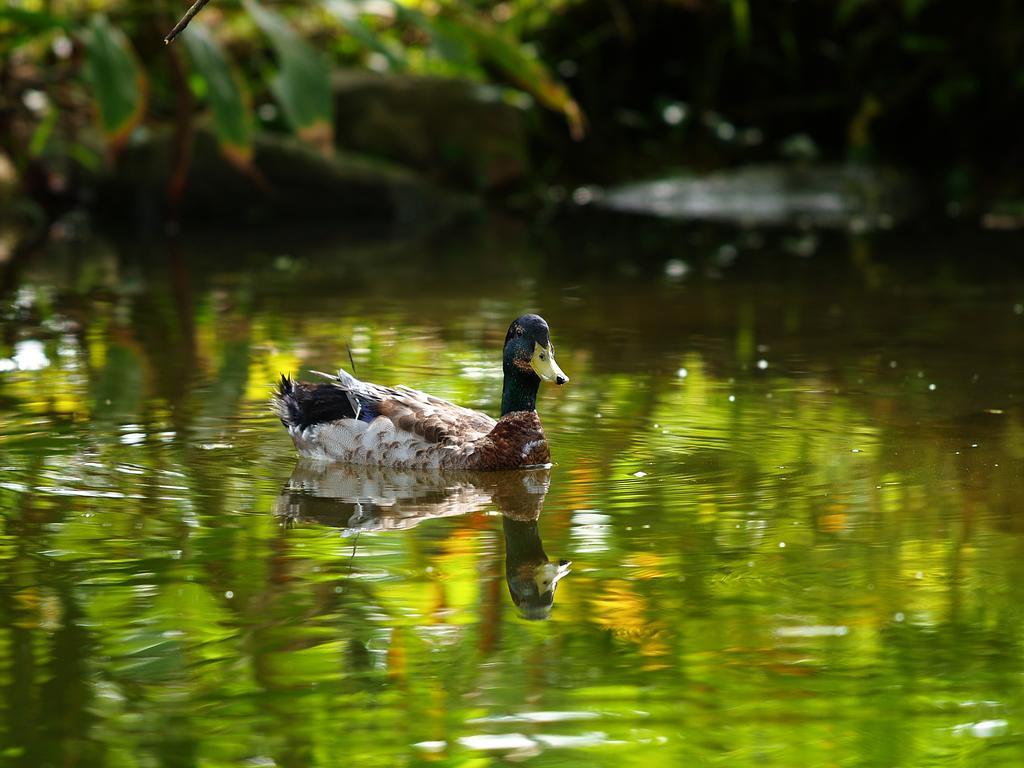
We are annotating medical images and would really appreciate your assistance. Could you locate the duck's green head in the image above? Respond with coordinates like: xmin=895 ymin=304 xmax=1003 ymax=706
xmin=501 ymin=314 xmax=568 ymax=415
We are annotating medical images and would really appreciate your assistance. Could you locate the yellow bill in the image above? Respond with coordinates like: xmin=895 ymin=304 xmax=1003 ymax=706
xmin=531 ymin=343 xmax=569 ymax=385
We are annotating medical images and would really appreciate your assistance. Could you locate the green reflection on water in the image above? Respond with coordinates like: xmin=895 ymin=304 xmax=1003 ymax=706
xmin=2 ymin=222 xmax=1024 ymax=766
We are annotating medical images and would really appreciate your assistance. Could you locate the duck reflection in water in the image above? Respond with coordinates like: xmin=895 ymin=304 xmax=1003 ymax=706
xmin=501 ymin=512 xmax=571 ymax=621
xmin=275 ymin=460 xmax=570 ymax=619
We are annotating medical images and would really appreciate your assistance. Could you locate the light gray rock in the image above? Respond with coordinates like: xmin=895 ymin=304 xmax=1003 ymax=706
xmin=596 ymin=164 xmax=919 ymax=229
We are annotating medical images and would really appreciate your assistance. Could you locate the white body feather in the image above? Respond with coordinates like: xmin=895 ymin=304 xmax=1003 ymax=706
xmin=290 ymin=416 xmax=494 ymax=468
xmin=285 ymin=374 xmax=497 ymax=469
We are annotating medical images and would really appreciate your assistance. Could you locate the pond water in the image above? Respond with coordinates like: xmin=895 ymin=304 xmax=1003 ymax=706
xmin=2 ymin=216 xmax=1024 ymax=766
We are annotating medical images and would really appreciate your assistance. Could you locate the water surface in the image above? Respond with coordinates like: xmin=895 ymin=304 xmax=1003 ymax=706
xmin=2 ymin=219 xmax=1024 ymax=766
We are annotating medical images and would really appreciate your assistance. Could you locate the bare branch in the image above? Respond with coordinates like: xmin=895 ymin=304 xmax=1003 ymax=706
xmin=164 ymin=0 xmax=213 ymax=44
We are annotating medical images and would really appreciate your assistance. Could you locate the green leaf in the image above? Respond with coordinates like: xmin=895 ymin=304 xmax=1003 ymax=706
xmin=28 ymin=103 xmax=58 ymax=158
xmin=444 ymin=10 xmax=585 ymax=139
xmin=730 ymin=0 xmax=751 ymax=50
xmin=243 ymin=0 xmax=333 ymax=152
xmin=902 ymin=0 xmax=931 ymax=20
xmin=900 ymin=34 xmax=949 ymax=54
xmin=0 ymin=7 xmax=69 ymax=49
xmin=82 ymin=15 xmax=147 ymax=151
xmin=427 ymin=19 xmax=476 ymax=69
xmin=392 ymin=5 xmax=475 ymax=68
xmin=182 ymin=22 xmax=254 ymax=168
xmin=325 ymin=0 xmax=407 ymax=71
xmin=835 ymin=0 xmax=869 ymax=25
xmin=388 ymin=2 xmax=582 ymax=134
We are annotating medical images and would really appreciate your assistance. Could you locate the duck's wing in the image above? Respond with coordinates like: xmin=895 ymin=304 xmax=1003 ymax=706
xmin=379 ymin=384 xmax=497 ymax=444
xmin=274 ymin=368 xmax=496 ymax=444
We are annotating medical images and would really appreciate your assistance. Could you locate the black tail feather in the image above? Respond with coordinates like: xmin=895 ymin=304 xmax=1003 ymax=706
xmin=272 ymin=374 xmax=359 ymax=430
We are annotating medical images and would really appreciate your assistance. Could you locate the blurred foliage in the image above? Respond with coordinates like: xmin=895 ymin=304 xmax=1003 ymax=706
xmin=82 ymin=14 xmax=147 ymax=152
xmin=244 ymin=0 xmax=334 ymax=152
xmin=181 ymin=21 xmax=254 ymax=168
xmin=2 ymin=0 xmax=1024 ymax=224
xmin=531 ymin=0 xmax=1024 ymax=201
xmin=3 ymin=223 xmax=1024 ymax=764
xmin=0 ymin=0 xmax=582 ymax=214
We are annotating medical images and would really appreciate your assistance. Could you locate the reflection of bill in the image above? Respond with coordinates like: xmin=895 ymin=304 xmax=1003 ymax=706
xmin=503 ymin=514 xmax=572 ymax=621
xmin=274 ymin=460 xmax=570 ymax=619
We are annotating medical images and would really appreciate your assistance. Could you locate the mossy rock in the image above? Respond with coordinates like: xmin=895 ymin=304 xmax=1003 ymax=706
xmin=96 ymin=127 xmax=476 ymax=230
xmin=332 ymin=70 xmax=530 ymax=191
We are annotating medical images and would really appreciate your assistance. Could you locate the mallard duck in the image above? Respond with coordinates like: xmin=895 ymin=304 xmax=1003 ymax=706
xmin=272 ymin=314 xmax=568 ymax=470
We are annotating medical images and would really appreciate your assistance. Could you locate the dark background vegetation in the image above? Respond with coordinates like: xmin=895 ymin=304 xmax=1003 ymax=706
xmin=2 ymin=0 xmax=1024 ymax=232
xmin=539 ymin=1 xmax=1024 ymax=196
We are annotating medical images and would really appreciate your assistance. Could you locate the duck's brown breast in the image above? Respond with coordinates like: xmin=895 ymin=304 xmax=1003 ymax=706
xmin=463 ymin=411 xmax=550 ymax=471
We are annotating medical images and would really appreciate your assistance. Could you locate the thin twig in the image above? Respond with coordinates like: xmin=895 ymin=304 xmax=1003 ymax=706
xmin=164 ymin=0 xmax=213 ymax=44
xmin=337 ymin=529 xmax=360 ymax=597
